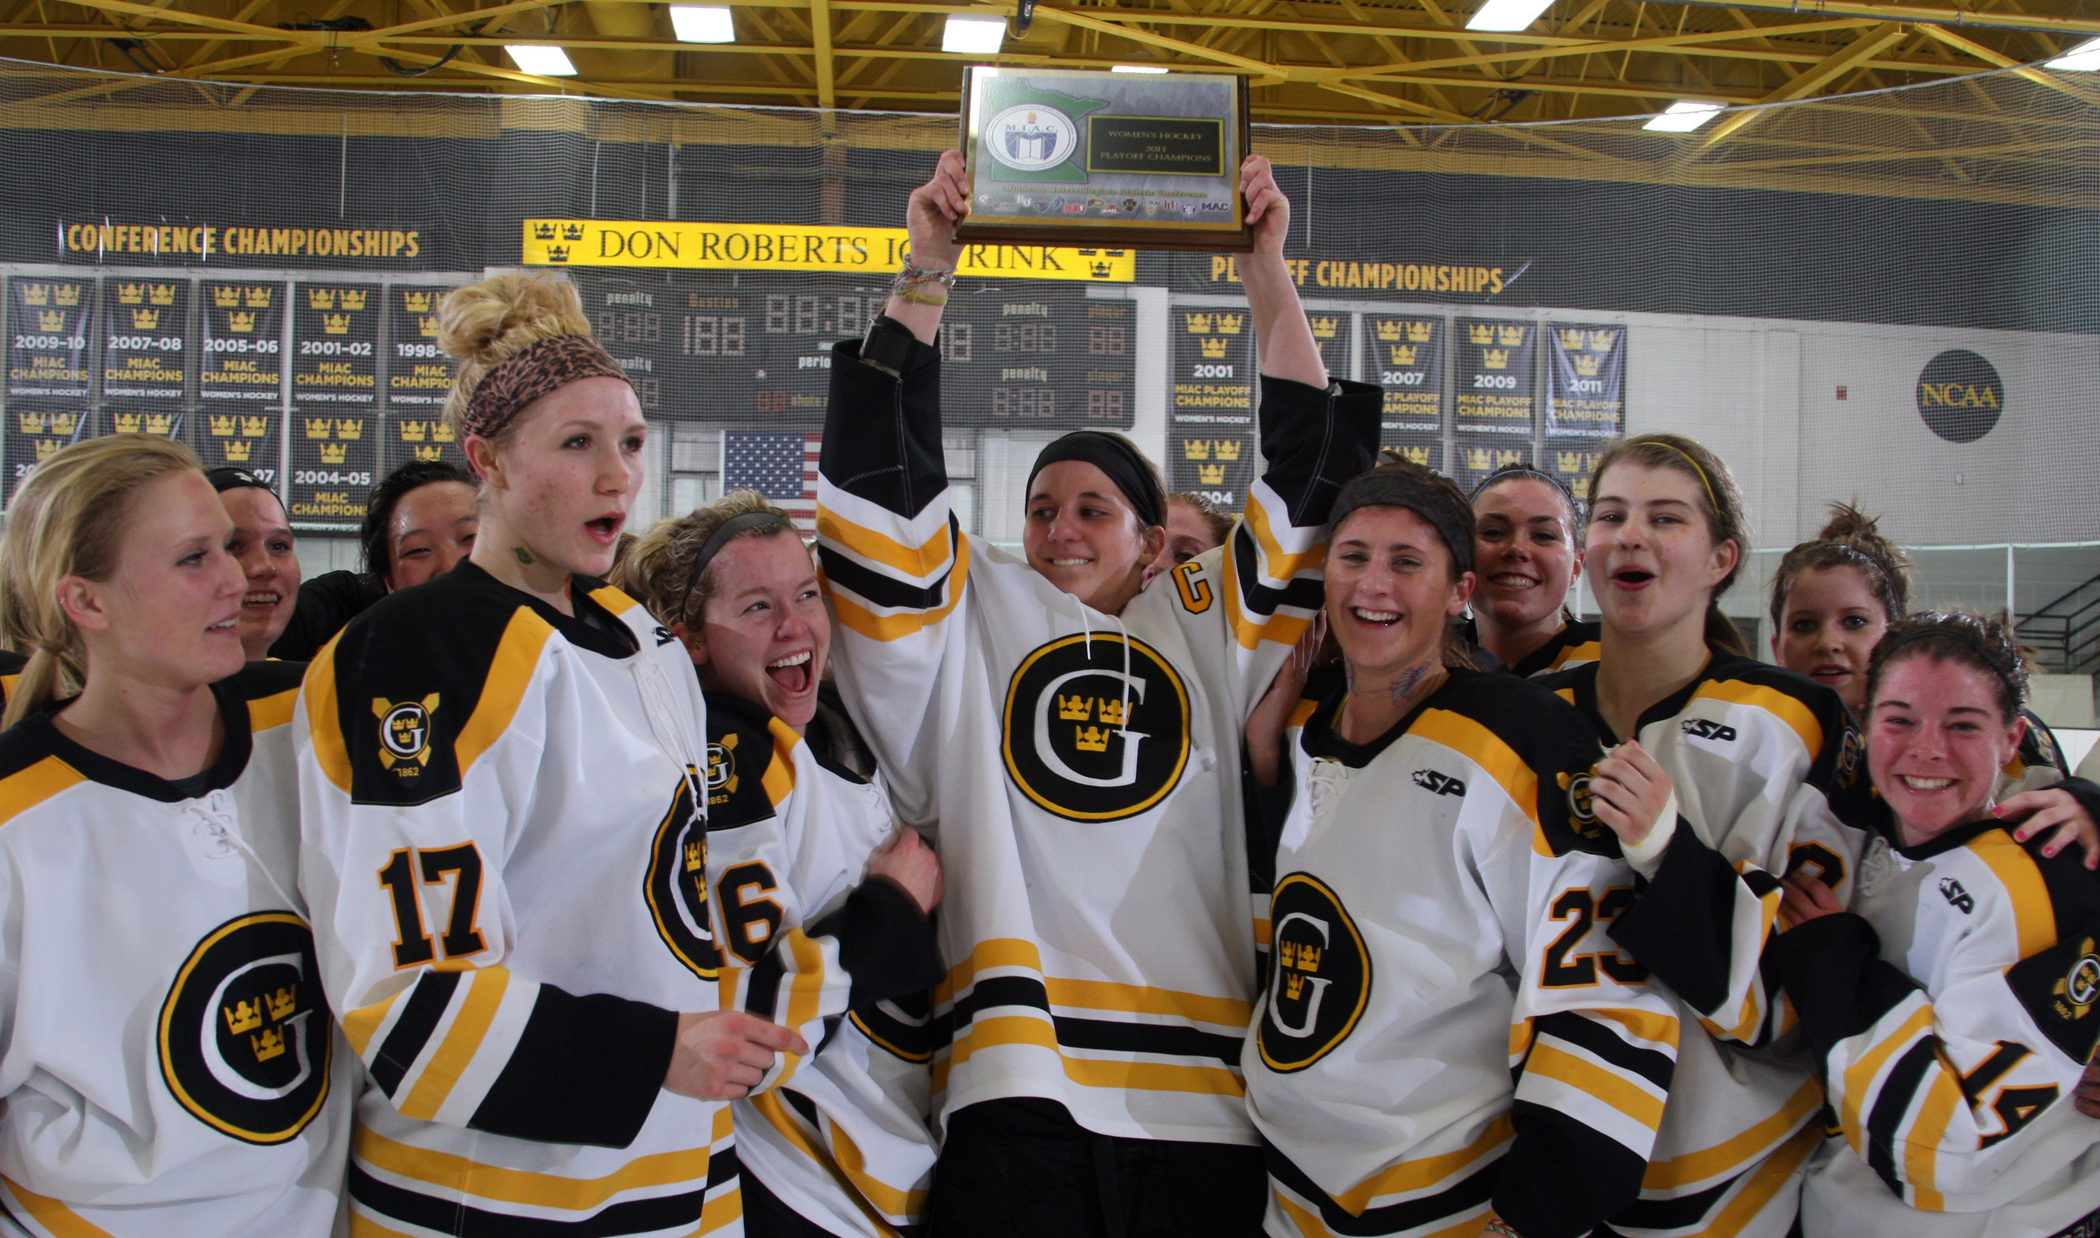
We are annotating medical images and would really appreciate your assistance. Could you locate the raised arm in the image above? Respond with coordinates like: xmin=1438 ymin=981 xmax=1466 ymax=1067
xmin=1238 ymin=155 xmax=1326 ymax=389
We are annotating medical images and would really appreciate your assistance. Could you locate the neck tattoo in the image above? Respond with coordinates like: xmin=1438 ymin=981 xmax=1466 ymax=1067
xmin=512 ymin=545 xmax=535 ymax=566
xmin=1390 ymin=661 xmax=1431 ymax=705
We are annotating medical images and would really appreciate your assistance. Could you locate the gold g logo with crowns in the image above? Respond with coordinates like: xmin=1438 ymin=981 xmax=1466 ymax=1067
xmin=1002 ymin=632 xmax=1191 ymax=822
xmin=373 ymin=695 xmax=439 ymax=775
xmin=1559 ymin=768 xmax=1605 ymax=840
xmin=1258 ymin=872 xmax=1371 ymax=1072
xmin=2056 ymin=938 xmax=2100 ymax=1021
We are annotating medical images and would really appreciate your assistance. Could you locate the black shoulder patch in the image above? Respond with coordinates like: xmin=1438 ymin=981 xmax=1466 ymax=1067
xmin=1705 ymin=656 xmax=1870 ymax=806
xmin=702 ymin=691 xmax=785 ymax=831
xmin=1994 ymin=832 xmax=2100 ymax=1065
xmin=2019 ymin=709 xmax=2065 ymax=774
xmin=330 ymin=568 xmax=546 ymax=807
xmin=1430 ymin=670 xmax=1615 ymax=857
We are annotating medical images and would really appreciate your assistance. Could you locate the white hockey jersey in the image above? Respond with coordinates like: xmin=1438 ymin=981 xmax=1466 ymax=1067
xmin=296 ymin=561 xmax=850 ymax=1237
xmin=0 ymin=662 xmax=356 ymax=1237
xmin=1768 ymin=821 xmax=2100 ymax=1237
xmin=814 ymin=333 xmax=1379 ymax=1144
xmin=1246 ymin=667 xmax=1679 ymax=1238
xmin=702 ymin=691 xmax=943 ymax=1238
xmin=1541 ymin=653 xmax=1875 ymax=1238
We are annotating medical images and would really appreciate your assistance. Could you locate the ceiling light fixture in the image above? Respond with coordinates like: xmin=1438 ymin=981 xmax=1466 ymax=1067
xmin=2045 ymin=36 xmax=2100 ymax=71
xmin=942 ymin=16 xmax=1006 ymax=54
xmin=669 ymin=6 xmax=735 ymax=43
xmin=1112 ymin=64 xmax=1170 ymax=73
xmin=1465 ymin=0 xmax=1554 ymax=33
xmin=1642 ymin=99 xmax=1724 ymax=132
xmin=507 ymin=44 xmax=578 ymax=75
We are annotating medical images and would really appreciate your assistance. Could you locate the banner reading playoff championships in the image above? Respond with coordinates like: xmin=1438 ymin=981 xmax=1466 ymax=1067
xmin=1169 ymin=303 xmax=1256 ymax=512
xmin=1362 ymin=313 xmax=1444 ymax=437
xmin=1455 ymin=318 xmax=1534 ymax=435
xmin=1546 ymin=324 xmax=1625 ymax=437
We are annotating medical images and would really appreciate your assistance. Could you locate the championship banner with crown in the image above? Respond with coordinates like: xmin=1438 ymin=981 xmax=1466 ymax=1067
xmin=1453 ymin=436 xmax=1534 ymax=493
xmin=102 ymin=279 xmax=189 ymax=404
xmin=1361 ymin=314 xmax=1444 ymax=437
xmin=199 ymin=281 xmax=286 ymax=403
xmin=1545 ymin=323 xmax=1625 ymax=438
xmin=385 ymin=285 xmax=460 ymax=414
xmin=292 ymin=284 xmax=380 ymax=405
xmin=287 ymin=411 xmax=375 ymax=530
xmin=1454 ymin=317 xmax=1536 ymax=436
xmin=7 ymin=276 xmax=94 ymax=401
xmin=195 ymin=408 xmax=280 ymax=483
xmin=1544 ymin=438 xmax=1611 ymax=503
xmin=3 ymin=407 xmax=90 ymax=504
xmin=1168 ymin=300 xmax=1256 ymax=511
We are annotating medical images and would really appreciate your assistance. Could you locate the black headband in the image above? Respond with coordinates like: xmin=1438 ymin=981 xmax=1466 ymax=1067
xmin=675 ymin=509 xmax=796 ymax=624
xmin=1026 ymin=432 xmax=1165 ymax=530
xmin=1877 ymin=627 xmax=2023 ymax=708
xmin=206 ymin=466 xmax=276 ymax=495
xmin=1469 ymin=463 xmax=1582 ymax=521
xmin=1329 ymin=469 xmax=1474 ymax=578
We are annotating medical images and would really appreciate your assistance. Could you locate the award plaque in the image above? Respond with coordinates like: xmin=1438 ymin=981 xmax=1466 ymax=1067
xmin=957 ymin=67 xmax=1253 ymax=253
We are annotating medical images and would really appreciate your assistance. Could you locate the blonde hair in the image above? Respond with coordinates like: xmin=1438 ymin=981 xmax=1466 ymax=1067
xmin=1589 ymin=432 xmax=1751 ymax=657
xmin=611 ymin=491 xmax=802 ymax=630
xmin=0 ymin=434 xmax=204 ymax=728
xmin=438 ymin=271 xmax=596 ymax=449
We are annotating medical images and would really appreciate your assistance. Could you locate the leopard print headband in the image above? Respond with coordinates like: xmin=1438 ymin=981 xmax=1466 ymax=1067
xmin=461 ymin=334 xmax=631 ymax=441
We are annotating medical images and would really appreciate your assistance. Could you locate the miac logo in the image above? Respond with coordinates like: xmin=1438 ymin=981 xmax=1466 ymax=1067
xmin=1002 ymin=633 xmax=1190 ymax=822
xmin=158 ymin=912 xmax=332 ymax=1145
xmin=1258 ymin=872 xmax=1370 ymax=1072
xmin=373 ymin=695 xmax=439 ymax=774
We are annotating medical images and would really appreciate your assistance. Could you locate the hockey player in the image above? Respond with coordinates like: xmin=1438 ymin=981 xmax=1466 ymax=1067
xmin=1241 ymin=460 xmax=1680 ymax=1238
xmin=1770 ymin=610 xmax=2100 ymax=1237
xmin=0 ymin=434 xmax=355 ymax=1235
xmin=1142 ymin=492 xmax=1235 ymax=588
xmin=208 ymin=466 xmax=301 ymax=662
xmin=1464 ymin=462 xmax=1599 ymax=678
xmin=815 ymin=151 xmax=1379 ymax=1236
xmin=295 ymin=272 xmax=809 ymax=1237
xmin=1537 ymin=433 xmax=1871 ymax=1237
xmin=1768 ymin=502 xmax=2096 ymax=864
xmin=615 ymin=492 xmax=946 ymax=1238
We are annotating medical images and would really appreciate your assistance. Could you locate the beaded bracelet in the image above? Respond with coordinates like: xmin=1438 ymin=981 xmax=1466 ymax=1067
xmin=890 ymin=261 xmax=957 ymax=306
xmin=1483 ymin=1219 xmax=1521 ymax=1238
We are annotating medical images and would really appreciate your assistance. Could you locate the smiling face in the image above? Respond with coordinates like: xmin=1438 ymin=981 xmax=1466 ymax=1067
xmin=1472 ymin=476 xmax=1581 ymax=633
xmin=74 ymin=470 xmax=250 ymax=687
xmin=686 ymin=530 xmax=831 ymax=732
xmin=1023 ymin=459 xmax=1163 ymax=614
xmin=472 ymin=376 xmax=645 ymax=581
xmin=1585 ymin=461 xmax=1738 ymax=642
xmin=1324 ymin=505 xmax=1473 ymax=679
xmin=1867 ymin=655 xmax=2024 ymax=846
xmin=1774 ymin=564 xmax=1888 ymax=715
xmin=386 ymin=480 xmax=480 ymax=591
xmin=218 ymin=484 xmax=300 ymax=660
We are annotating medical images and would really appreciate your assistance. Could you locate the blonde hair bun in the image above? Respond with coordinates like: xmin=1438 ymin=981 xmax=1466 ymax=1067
xmin=438 ymin=272 xmax=597 ymax=439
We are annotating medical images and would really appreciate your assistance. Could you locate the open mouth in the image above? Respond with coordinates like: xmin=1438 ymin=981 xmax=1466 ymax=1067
xmin=585 ymin=514 xmax=626 ymax=545
xmin=1349 ymin=607 xmax=1400 ymax=627
xmin=242 ymin=590 xmax=282 ymax=610
xmin=766 ymin=649 xmax=814 ymax=695
xmin=1611 ymin=568 xmax=1655 ymax=588
xmin=1489 ymin=574 xmax=1540 ymax=591
xmin=1898 ymin=775 xmax=1954 ymax=791
xmin=207 ymin=617 xmax=239 ymax=633
xmin=1811 ymin=665 xmax=1852 ymax=682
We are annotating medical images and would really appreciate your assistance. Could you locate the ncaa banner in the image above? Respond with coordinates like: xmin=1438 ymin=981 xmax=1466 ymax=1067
xmin=1546 ymin=324 xmax=1625 ymax=438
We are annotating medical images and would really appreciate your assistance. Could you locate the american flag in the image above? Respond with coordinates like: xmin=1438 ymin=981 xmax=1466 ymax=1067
xmin=722 ymin=431 xmax=821 ymax=529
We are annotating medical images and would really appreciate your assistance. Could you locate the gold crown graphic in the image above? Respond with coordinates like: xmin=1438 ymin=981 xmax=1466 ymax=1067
xmin=1197 ymin=463 xmax=1226 ymax=485
xmin=146 ymin=412 xmax=175 ymax=435
xmin=1468 ymin=323 xmax=1496 ymax=345
xmin=432 ymin=422 xmax=455 ymax=442
xmin=1558 ymin=328 xmax=1587 ymax=350
xmin=1467 ymin=447 xmax=1524 ymax=471
xmin=1184 ymin=313 xmax=1212 ymax=335
xmin=1408 ymin=322 xmax=1432 ymax=342
xmin=399 ymin=421 xmax=428 ymax=442
xmin=222 ymin=440 xmax=253 ymax=462
xmin=414 ymin=444 xmax=443 ymax=462
xmin=402 ymin=290 xmax=435 ymax=313
xmin=320 ymin=442 xmax=349 ymax=465
xmin=1309 ymin=316 xmax=1339 ymax=340
xmin=1286 ymin=972 xmax=1308 ymax=999
xmin=1214 ymin=313 xmax=1243 ymax=335
xmin=1573 ymin=353 xmax=1601 ymax=377
xmin=1555 ymin=450 xmax=1598 ymax=474
xmin=322 ymin=313 xmax=351 ymax=335
xmin=130 ymin=308 xmax=160 ymax=331
xmin=56 ymin=285 xmax=79 ymax=307
xmin=340 ymin=289 xmax=367 ymax=311
xmin=1483 ymin=348 xmax=1510 ymax=370
xmin=17 ymin=412 xmax=44 ymax=435
xmin=213 ymin=286 xmax=243 ymax=307
xmin=242 ymin=415 xmax=269 ymax=437
xmin=49 ymin=412 xmax=77 ymax=435
xmin=34 ymin=440 xmax=60 ymax=461
xmin=228 ymin=311 xmax=257 ymax=333
xmin=1375 ymin=321 xmax=1404 ymax=341
xmin=1058 ymin=693 xmax=1093 ymax=721
xmin=1200 ymin=338 xmax=1228 ymax=359
xmin=251 ymin=1028 xmax=286 ymax=1062
xmin=1279 ymin=941 xmax=1322 ymax=972
xmin=1497 ymin=325 xmax=1525 ymax=346
xmin=684 ymin=840 xmax=704 ymax=872
xmin=309 ymin=289 xmax=336 ymax=310
xmin=1215 ymin=440 xmax=1241 ymax=461
xmin=21 ymin=284 xmax=49 ymax=306
xmin=1098 ymin=698 xmax=1129 ymax=726
xmin=112 ymin=411 xmax=143 ymax=434
xmin=1184 ymin=440 xmax=1210 ymax=460
xmin=1074 ymin=725 xmax=1110 ymax=753
xmin=1393 ymin=445 xmax=1432 ymax=466
xmin=304 ymin=418 xmax=334 ymax=439
xmin=243 ymin=287 xmax=273 ymax=308
xmin=1588 ymin=329 xmax=1614 ymax=352
xmin=150 ymin=283 xmax=176 ymax=305
xmin=265 ymin=985 xmax=298 ymax=1021
xmin=224 ymin=999 xmax=263 ymax=1036
xmin=335 ymin=418 xmax=363 ymax=440
xmin=1390 ymin=344 xmax=1417 ymax=367
xmin=36 ymin=310 xmax=65 ymax=332
xmin=418 ymin=315 xmax=439 ymax=338
xmin=117 ymin=283 xmax=144 ymax=304
xmin=209 ymin=413 xmax=237 ymax=437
